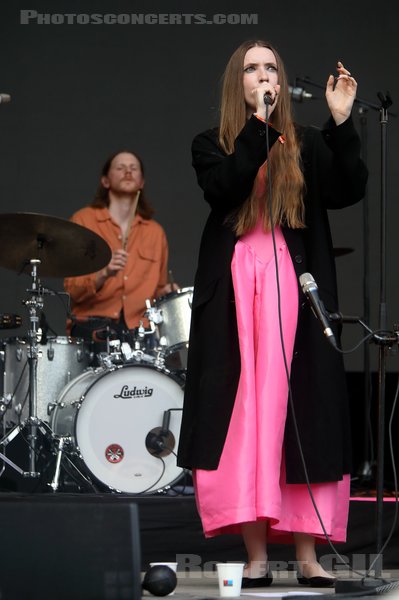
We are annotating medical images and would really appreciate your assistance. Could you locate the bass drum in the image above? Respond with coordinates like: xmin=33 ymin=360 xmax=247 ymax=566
xmin=51 ymin=364 xmax=184 ymax=494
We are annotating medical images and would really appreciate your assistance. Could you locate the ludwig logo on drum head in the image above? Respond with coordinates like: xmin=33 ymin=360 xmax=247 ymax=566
xmin=113 ymin=384 xmax=153 ymax=399
xmin=105 ymin=444 xmax=124 ymax=463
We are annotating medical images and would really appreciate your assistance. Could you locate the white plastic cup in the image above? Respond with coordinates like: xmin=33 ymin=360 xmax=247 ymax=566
xmin=216 ymin=563 xmax=245 ymax=597
xmin=149 ymin=562 xmax=178 ymax=595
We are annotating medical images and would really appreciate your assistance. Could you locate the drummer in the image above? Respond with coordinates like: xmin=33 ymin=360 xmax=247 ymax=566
xmin=64 ymin=150 xmax=177 ymax=348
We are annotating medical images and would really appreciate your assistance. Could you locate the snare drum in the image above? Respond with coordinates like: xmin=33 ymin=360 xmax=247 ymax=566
xmin=51 ymin=363 xmax=184 ymax=494
xmin=154 ymin=287 xmax=193 ymax=371
xmin=1 ymin=336 xmax=89 ymax=425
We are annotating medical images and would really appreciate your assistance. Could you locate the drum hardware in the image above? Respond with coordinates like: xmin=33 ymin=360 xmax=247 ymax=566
xmin=136 ymin=318 xmax=170 ymax=368
xmin=97 ymin=339 xmax=155 ymax=368
xmin=0 ymin=212 xmax=111 ymax=483
xmin=43 ymin=433 xmax=100 ymax=493
xmin=0 ymin=394 xmax=12 ymax=414
xmin=144 ymin=299 xmax=163 ymax=327
xmin=136 ymin=317 xmax=162 ymax=350
xmin=49 ymin=435 xmax=68 ymax=492
xmin=0 ymin=313 xmax=22 ymax=330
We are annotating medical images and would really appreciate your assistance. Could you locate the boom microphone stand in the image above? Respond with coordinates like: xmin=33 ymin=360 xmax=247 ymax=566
xmin=295 ymin=76 xmax=396 ymax=578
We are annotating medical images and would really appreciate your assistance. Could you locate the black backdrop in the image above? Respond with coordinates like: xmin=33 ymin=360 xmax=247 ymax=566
xmin=0 ymin=0 xmax=398 ymax=374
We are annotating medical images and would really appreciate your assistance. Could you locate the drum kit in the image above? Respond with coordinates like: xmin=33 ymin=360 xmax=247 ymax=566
xmin=0 ymin=213 xmax=193 ymax=495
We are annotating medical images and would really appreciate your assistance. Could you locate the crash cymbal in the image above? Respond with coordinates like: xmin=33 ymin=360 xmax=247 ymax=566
xmin=0 ymin=212 xmax=112 ymax=277
xmin=333 ymin=247 xmax=354 ymax=257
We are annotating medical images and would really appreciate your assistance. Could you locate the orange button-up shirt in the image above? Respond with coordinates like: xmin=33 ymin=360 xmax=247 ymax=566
xmin=64 ymin=206 xmax=169 ymax=329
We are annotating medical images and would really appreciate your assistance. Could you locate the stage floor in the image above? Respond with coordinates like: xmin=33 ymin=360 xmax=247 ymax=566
xmin=144 ymin=569 xmax=399 ymax=599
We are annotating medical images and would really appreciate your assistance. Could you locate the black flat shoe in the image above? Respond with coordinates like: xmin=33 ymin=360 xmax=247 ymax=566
xmin=297 ymin=573 xmax=335 ymax=588
xmin=241 ymin=572 xmax=273 ymax=588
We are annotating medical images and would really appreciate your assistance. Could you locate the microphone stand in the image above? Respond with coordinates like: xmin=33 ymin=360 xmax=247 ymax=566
xmin=357 ymin=105 xmax=374 ymax=484
xmin=296 ymin=76 xmax=396 ymax=578
xmin=373 ymin=91 xmax=394 ymax=577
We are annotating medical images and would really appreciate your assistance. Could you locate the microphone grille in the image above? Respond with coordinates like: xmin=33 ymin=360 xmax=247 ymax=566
xmin=299 ymin=272 xmax=317 ymax=292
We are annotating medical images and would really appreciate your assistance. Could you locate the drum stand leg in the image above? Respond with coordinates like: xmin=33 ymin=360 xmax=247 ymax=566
xmin=49 ymin=435 xmax=67 ymax=492
xmin=0 ymin=417 xmax=55 ymax=477
xmin=48 ymin=435 xmax=99 ymax=493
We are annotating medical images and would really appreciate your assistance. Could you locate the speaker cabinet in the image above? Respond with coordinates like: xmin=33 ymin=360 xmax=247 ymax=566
xmin=0 ymin=498 xmax=141 ymax=600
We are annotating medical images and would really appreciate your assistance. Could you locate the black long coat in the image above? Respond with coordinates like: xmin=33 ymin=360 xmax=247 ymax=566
xmin=177 ymin=114 xmax=368 ymax=484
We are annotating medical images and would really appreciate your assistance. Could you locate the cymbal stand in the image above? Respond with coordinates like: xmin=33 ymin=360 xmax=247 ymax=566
xmin=0 ymin=259 xmax=54 ymax=478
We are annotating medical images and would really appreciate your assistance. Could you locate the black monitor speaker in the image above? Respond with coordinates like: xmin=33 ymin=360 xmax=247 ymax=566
xmin=0 ymin=498 xmax=141 ymax=600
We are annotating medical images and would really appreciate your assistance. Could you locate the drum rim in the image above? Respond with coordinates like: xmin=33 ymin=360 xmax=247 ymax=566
xmin=156 ymin=286 xmax=193 ymax=304
xmin=80 ymin=362 xmax=185 ymax=395
xmin=2 ymin=335 xmax=86 ymax=345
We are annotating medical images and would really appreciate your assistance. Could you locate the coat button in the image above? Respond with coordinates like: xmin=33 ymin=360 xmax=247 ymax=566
xmin=295 ymin=254 xmax=303 ymax=263
xmin=259 ymin=128 xmax=266 ymax=137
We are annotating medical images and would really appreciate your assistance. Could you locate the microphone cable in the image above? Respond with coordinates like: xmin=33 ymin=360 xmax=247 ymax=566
xmin=263 ymin=105 xmax=386 ymax=580
xmin=135 ymin=456 xmax=166 ymax=495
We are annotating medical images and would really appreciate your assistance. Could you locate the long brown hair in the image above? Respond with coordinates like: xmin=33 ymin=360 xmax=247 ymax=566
xmin=90 ymin=150 xmax=154 ymax=219
xmin=219 ymin=40 xmax=305 ymax=235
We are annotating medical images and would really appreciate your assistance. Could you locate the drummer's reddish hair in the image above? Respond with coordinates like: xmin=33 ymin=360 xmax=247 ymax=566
xmin=91 ymin=150 xmax=155 ymax=220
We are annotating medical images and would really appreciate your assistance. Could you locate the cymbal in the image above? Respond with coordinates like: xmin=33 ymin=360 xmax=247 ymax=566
xmin=0 ymin=212 xmax=112 ymax=277
xmin=333 ymin=247 xmax=354 ymax=257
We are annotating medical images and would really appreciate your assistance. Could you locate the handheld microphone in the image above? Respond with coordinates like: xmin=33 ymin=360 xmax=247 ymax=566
xmin=0 ymin=94 xmax=11 ymax=104
xmin=263 ymin=92 xmax=274 ymax=106
xmin=299 ymin=273 xmax=337 ymax=348
xmin=288 ymin=86 xmax=313 ymax=102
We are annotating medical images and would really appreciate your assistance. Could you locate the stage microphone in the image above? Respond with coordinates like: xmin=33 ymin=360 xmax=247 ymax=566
xmin=263 ymin=92 xmax=274 ymax=106
xmin=160 ymin=410 xmax=171 ymax=436
xmin=0 ymin=94 xmax=11 ymax=104
xmin=288 ymin=86 xmax=313 ymax=102
xmin=145 ymin=410 xmax=174 ymax=457
xmin=299 ymin=272 xmax=337 ymax=348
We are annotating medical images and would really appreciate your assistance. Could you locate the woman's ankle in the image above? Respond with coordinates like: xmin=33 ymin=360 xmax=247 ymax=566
xmin=243 ymin=559 xmax=268 ymax=578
